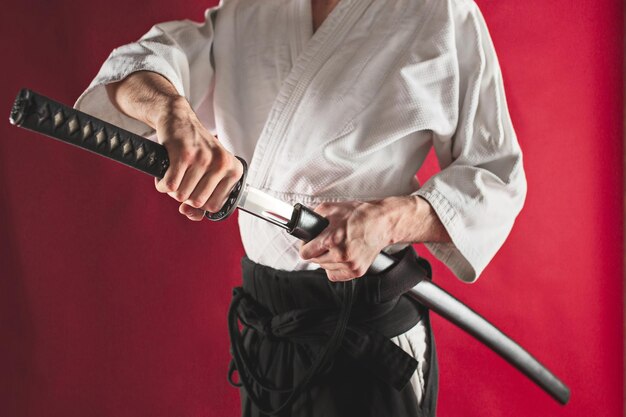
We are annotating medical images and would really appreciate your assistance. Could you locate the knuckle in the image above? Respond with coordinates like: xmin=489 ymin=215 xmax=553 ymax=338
xmin=354 ymin=266 xmax=367 ymax=277
xmin=158 ymin=179 xmax=176 ymax=193
xmin=173 ymin=191 xmax=187 ymax=202
xmin=188 ymin=198 xmax=205 ymax=208
xmin=217 ymin=157 xmax=231 ymax=175
xmin=231 ymin=157 xmax=244 ymax=177
xmin=331 ymin=231 xmax=344 ymax=246
xmin=320 ymin=234 xmax=334 ymax=251
xmin=300 ymin=246 xmax=311 ymax=260
xmin=164 ymin=182 xmax=177 ymax=193
xmin=180 ymin=149 xmax=195 ymax=163
xmin=195 ymin=154 xmax=210 ymax=167
xmin=201 ymin=147 xmax=222 ymax=165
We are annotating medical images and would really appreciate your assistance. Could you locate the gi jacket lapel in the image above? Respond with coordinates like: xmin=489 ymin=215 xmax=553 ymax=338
xmin=247 ymin=0 xmax=375 ymax=190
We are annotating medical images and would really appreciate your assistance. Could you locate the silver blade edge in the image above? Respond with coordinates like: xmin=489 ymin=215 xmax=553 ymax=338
xmin=237 ymin=184 xmax=295 ymax=229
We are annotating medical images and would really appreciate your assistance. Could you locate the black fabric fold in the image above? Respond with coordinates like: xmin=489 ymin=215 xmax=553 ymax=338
xmin=233 ymin=287 xmax=417 ymax=391
xmin=227 ymin=247 xmax=439 ymax=417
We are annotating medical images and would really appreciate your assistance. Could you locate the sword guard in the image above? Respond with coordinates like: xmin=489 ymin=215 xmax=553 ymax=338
xmin=203 ymin=157 xmax=248 ymax=221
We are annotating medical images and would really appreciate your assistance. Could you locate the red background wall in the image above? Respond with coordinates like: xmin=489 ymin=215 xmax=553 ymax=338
xmin=1 ymin=1 xmax=623 ymax=416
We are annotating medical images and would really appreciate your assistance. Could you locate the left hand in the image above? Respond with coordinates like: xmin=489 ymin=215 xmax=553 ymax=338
xmin=299 ymin=200 xmax=393 ymax=281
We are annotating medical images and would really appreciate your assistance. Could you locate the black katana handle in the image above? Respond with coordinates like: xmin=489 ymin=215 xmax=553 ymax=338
xmin=10 ymin=88 xmax=170 ymax=177
xmin=9 ymin=88 xmax=244 ymax=221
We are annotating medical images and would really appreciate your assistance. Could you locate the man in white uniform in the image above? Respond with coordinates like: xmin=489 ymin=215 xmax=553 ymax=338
xmin=76 ymin=0 xmax=527 ymax=415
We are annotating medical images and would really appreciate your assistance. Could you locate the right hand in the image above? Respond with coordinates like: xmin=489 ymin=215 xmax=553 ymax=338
xmin=153 ymin=97 xmax=243 ymax=221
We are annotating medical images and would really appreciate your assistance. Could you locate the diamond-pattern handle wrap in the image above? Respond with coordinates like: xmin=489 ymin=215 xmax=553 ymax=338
xmin=9 ymin=88 xmax=246 ymax=221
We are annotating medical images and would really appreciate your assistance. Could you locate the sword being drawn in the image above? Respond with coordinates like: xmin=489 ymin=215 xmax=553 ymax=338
xmin=9 ymin=88 xmax=570 ymax=405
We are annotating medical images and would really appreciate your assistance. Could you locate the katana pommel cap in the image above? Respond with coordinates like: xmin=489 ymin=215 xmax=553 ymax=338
xmin=9 ymin=88 xmax=31 ymax=126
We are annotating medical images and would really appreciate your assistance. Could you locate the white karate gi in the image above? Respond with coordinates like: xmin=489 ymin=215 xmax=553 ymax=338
xmin=76 ymin=0 xmax=526 ymax=409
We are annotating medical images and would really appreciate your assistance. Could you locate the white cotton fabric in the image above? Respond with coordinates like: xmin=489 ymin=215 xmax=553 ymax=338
xmin=390 ymin=317 xmax=430 ymax=405
xmin=76 ymin=0 xmax=526 ymax=283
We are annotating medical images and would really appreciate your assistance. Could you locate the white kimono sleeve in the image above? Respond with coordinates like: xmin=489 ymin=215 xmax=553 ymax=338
xmin=415 ymin=1 xmax=527 ymax=283
xmin=74 ymin=3 xmax=222 ymax=136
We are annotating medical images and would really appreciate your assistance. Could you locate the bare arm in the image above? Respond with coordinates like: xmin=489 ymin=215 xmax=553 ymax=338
xmin=105 ymin=71 xmax=242 ymax=220
xmin=105 ymin=70 xmax=182 ymax=128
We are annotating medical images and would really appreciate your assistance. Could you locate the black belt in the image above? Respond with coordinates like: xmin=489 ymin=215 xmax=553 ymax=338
xmin=228 ymin=247 xmax=431 ymax=415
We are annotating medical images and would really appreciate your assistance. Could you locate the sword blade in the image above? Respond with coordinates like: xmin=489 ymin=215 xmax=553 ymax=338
xmin=237 ymin=184 xmax=294 ymax=229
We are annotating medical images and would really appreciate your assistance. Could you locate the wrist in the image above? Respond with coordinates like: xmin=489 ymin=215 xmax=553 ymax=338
xmin=377 ymin=195 xmax=450 ymax=245
xmin=105 ymin=70 xmax=189 ymax=129
xmin=376 ymin=196 xmax=421 ymax=246
xmin=150 ymin=94 xmax=191 ymax=129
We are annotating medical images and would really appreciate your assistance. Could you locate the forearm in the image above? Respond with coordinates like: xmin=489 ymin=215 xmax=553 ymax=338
xmin=375 ymin=195 xmax=451 ymax=247
xmin=104 ymin=70 xmax=187 ymax=130
xmin=104 ymin=70 xmax=242 ymax=220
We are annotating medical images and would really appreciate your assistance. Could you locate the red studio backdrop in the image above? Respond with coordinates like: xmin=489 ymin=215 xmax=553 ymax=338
xmin=0 ymin=1 xmax=623 ymax=416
